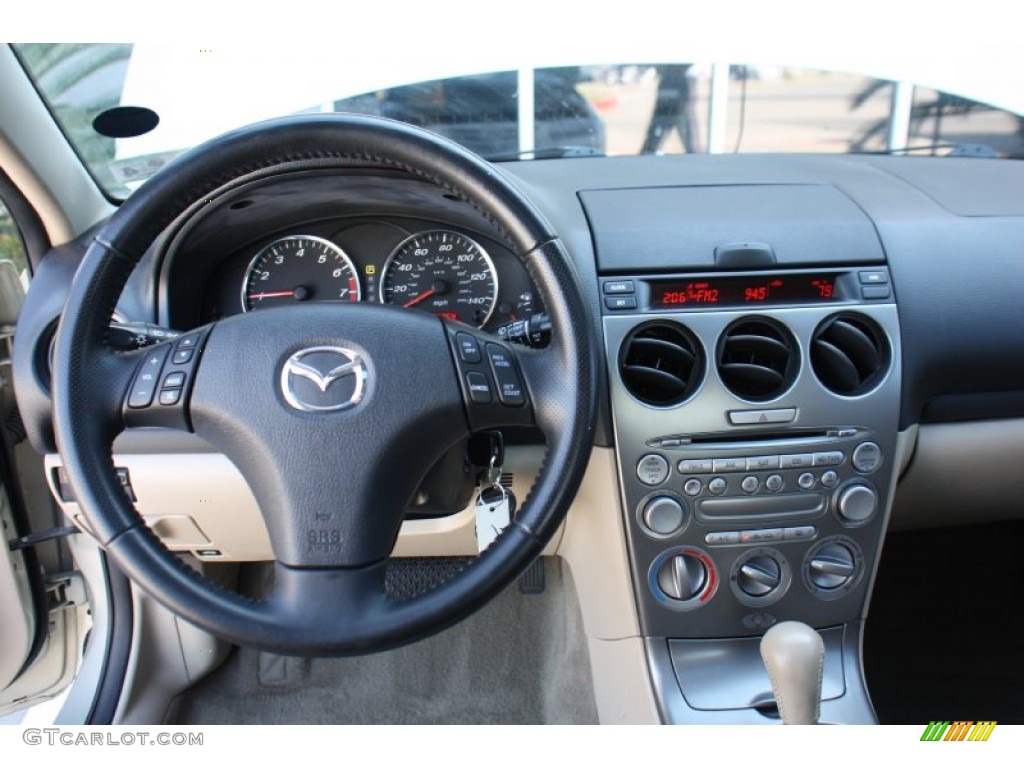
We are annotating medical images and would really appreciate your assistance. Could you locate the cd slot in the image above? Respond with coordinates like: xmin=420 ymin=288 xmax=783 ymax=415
xmin=648 ymin=427 xmax=863 ymax=451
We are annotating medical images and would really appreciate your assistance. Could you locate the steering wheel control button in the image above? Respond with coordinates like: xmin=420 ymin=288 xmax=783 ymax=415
xmin=456 ymin=333 xmax=482 ymax=363
xmin=162 ymin=371 xmax=186 ymax=389
xmin=678 ymin=459 xmax=713 ymax=474
xmin=784 ymin=525 xmax=816 ymax=542
xmin=485 ymin=344 xmax=526 ymax=406
xmin=641 ymin=496 xmax=687 ymax=537
xmin=813 ymin=451 xmax=845 ymax=467
xmin=637 ymin=454 xmax=670 ymax=486
xmin=603 ymin=280 xmax=635 ymax=294
xmin=465 ymin=372 xmax=493 ymax=404
xmin=683 ymin=478 xmax=702 ymax=497
xmin=836 ymin=483 xmax=878 ymax=524
xmin=708 ymin=477 xmax=727 ymax=495
xmin=727 ymin=408 xmax=796 ymax=426
xmin=741 ymin=476 xmax=759 ymax=494
xmin=820 ymin=470 xmax=839 ymax=488
xmin=797 ymin=472 xmax=816 ymax=490
xmin=158 ymin=388 xmax=182 ymax=406
xmin=705 ymin=531 xmax=741 ymax=546
xmin=746 ymin=455 xmax=780 ymax=471
xmin=780 ymin=453 xmax=814 ymax=469
xmin=605 ymin=296 xmax=637 ymax=310
xmin=127 ymin=346 xmax=170 ymax=408
xmin=176 ymin=333 xmax=200 ymax=350
xmin=712 ymin=457 xmax=745 ymax=473
xmin=765 ymin=474 xmax=784 ymax=493
xmin=852 ymin=442 xmax=882 ymax=473
xmin=172 ymin=348 xmax=194 ymax=365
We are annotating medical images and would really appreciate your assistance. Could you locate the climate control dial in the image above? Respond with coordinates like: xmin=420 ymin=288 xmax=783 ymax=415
xmin=649 ymin=547 xmax=718 ymax=611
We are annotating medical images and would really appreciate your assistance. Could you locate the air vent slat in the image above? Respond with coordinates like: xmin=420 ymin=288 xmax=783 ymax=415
xmin=811 ymin=313 xmax=890 ymax=396
xmin=717 ymin=319 xmax=797 ymax=402
xmin=619 ymin=322 xmax=704 ymax=406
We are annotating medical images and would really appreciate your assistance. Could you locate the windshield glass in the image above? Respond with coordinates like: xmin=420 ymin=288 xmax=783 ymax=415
xmin=13 ymin=43 xmax=1024 ymax=200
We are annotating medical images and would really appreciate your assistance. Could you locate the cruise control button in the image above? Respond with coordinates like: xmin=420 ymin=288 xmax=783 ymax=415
xmin=127 ymin=346 xmax=170 ymax=408
xmin=175 ymin=333 xmax=200 ymax=350
xmin=747 ymin=455 xmax=780 ymax=471
xmin=683 ymin=479 xmax=702 ymax=497
xmin=465 ymin=372 xmax=492 ymax=404
xmin=158 ymin=389 xmax=182 ymax=406
xmin=765 ymin=474 xmax=784 ymax=493
xmin=820 ymin=470 xmax=839 ymax=489
xmin=741 ymin=476 xmax=759 ymax=494
xmin=813 ymin=451 xmax=845 ymax=467
xmin=797 ymin=472 xmax=816 ymax=490
xmin=705 ymin=531 xmax=740 ymax=546
xmin=162 ymin=371 xmax=186 ymax=389
xmin=780 ymin=453 xmax=814 ymax=469
xmin=708 ymin=477 xmax=727 ymax=496
xmin=456 ymin=333 xmax=481 ymax=363
xmin=485 ymin=343 xmax=525 ymax=406
xmin=852 ymin=442 xmax=883 ymax=473
xmin=172 ymin=348 xmax=194 ymax=365
xmin=712 ymin=457 xmax=746 ymax=473
xmin=783 ymin=526 xmax=816 ymax=541
xmin=637 ymin=454 xmax=670 ymax=486
xmin=678 ymin=459 xmax=713 ymax=474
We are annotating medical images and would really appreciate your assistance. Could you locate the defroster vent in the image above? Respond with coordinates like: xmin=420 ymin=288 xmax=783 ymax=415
xmin=619 ymin=322 xmax=704 ymax=406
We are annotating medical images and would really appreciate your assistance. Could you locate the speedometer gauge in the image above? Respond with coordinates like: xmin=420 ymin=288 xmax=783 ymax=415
xmin=242 ymin=235 xmax=360 ymax=312
xmin=379 ymin=230 xmax=498 ymax=327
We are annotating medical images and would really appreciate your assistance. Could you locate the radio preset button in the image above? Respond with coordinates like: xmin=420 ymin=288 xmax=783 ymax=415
xmin=813 ymin=451 xmax=845 ymax=467
xmin=637 ymin=454 xmax=670 ymax=486
xmin=712 ymin=458 xmax=746 ymax=473
xmin=797 ymin=472 xmax=816 ymax=490
xmin=852 ymin=442 xmax=883 ymax=473
xmin=708 ymin=477 xmax=728 ymax=496
xmin=683 ymin=479 xmax=703 ymax=497
xmin=781 ymin=453 xmax=814 ymax=469
xmin=741 ymin=476 xmax=759 ymax=494
xmin=765 ymin=474 xmax=784 ymax=493
xmin=746 ymin=455 xmax=780 ymax=471
xmin=678 ymin=459 xmax=713 ymax=474
xmin=820 ymin=470 xmax=839 ymax=489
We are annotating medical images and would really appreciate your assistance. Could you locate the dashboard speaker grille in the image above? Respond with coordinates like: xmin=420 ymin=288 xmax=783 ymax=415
xmin=717 ymin=318 xmax=797 ymax=401
xmin=620 ymin=321 xmax=704 ymax=406
xmin=811 ymin=313 xmax=890 ymax=395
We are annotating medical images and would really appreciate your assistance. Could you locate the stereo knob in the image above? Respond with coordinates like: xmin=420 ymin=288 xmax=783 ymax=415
xmin=737 ymin=554 xmax=782 ymax=597
xmin=657 ymin=553 xmax=708 ymax=601
xmin=837 ymin=483 xmax=877 ymax=523
xmin=642 ymin=496 xmax=686 ymax=536
xmin=808 ymin=543 xmax=856 ymax=590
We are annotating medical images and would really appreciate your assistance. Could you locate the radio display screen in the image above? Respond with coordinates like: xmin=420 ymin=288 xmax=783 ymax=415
xmin=652 ymin=274 xmax=839 ymax=308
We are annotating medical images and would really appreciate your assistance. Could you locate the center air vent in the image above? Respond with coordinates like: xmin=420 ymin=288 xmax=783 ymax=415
xmin=620 ymin=322 xmax=704 ymax=406
xmin=811 ymin=313 xmax=890 ymax=396
xmin=716 ymin=318 xmax=797 ymax=402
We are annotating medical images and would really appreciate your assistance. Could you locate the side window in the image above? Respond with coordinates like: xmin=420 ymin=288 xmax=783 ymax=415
xmin=0 ymin=198 xmax=30 ymax=292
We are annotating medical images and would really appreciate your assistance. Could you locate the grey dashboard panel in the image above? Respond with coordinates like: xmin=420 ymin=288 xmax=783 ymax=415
xmin=579 ymin=184 xmax=885 ymax=272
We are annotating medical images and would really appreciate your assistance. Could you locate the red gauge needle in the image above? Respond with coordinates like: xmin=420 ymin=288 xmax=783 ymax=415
xmin=249 ymin=290 xmax=297 ymax=300
xmin=403 ymin=288 xmax=437 ymax=308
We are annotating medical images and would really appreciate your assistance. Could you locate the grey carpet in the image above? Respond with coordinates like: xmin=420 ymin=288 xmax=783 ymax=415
xmin=171 ymin=557 xmax=599 ymax=724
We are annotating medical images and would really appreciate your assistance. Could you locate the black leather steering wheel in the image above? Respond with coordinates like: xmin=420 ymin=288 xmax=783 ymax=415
xmin=52 ymin=114 xmax=597 ymax=655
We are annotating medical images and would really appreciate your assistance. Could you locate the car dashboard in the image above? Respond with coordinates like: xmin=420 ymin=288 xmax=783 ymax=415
xmin=12 ymin=150 xmax=1024 ymax=724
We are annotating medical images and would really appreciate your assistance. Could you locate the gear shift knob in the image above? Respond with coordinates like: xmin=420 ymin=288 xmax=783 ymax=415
xmin=760 ymin=621 xmax=825 ymax=725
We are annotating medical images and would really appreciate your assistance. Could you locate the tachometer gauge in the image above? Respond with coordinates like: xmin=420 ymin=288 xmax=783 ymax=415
xmin=379 ymin=230 xmax=498 ymax=327
xmin=242 ymin=235 xmax=360 ymax=312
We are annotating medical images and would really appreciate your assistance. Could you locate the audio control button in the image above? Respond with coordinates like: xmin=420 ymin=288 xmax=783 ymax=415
xmin=852 ymin=442 xmax=883 ymax=473
xmin=683 ymin=479 xmax=703 ymax=496
xmin=678 ymin=459 xmax=713 ymax=474
xmin=784 ymin=525 xmax=816 ymax=541
xmin=705 ymin=531 xmax=740 ymax=545
xmin=708 ymin=477 xmax=727 ymax=496
xmin=637 ymin=454 xmax=670 ymax=486
xmin=820 ymin=470 xmax=839 ymax=488
xmin=641 ymin=496 xmax=687 ymax=536
xmin=741 ymin=476 xmax=759 ymax=494
xmin=747 ymin=455 xmax=780 ymax=471
xmin=765 ymin=474 xmax=784 ymax=493
xmin=798 ymin=472 xmax=816 ymax=490
xmin=813 ymin=451 xmax=845 ymax=467
xmin=780 ymin=453 xmax=814 ymax=469
xmin=712 ymin=458 xmax=745 ymax=473
xmin=741 ymin=528 xmax=783 ymax=544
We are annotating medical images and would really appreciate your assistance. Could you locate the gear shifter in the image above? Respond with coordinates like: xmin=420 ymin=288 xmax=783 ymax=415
xmin=760 ymin=621 xmax=825 ymax=724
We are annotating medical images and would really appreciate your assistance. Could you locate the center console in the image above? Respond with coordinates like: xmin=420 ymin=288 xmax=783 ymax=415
xmin=601 ymin=267 xmax=900 ymax=723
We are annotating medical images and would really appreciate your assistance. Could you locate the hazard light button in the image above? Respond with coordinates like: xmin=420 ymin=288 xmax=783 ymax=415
xmin=727 ymin=408 xmax=797 ymax=426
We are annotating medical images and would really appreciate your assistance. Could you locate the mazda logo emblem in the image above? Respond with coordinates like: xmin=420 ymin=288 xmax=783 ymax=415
xmin=280 ymin=346 xmax=367 ymax=412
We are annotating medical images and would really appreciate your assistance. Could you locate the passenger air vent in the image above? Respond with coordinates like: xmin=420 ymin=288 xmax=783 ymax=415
xmin=619 ymin=322 xmax=704 ymax=406
xmin=717 ymin=318 xmax=798 ymax=402
xmin=811 ymin=313 xmax=890 ymax=396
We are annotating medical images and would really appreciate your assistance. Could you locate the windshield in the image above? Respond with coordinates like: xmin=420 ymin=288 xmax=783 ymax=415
xmin=13 ymin=43 xmax=1024 ymax=200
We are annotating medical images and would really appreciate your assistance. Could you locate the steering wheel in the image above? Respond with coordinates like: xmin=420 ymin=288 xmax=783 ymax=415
xmin=51 ymin=114 xmax=597 ymax=655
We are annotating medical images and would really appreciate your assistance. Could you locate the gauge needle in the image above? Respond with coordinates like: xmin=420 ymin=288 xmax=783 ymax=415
xmin=249 ymin=290 xmax=298 ymax=300
xmin=403 ymin=288 xmax=437 ymax=308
